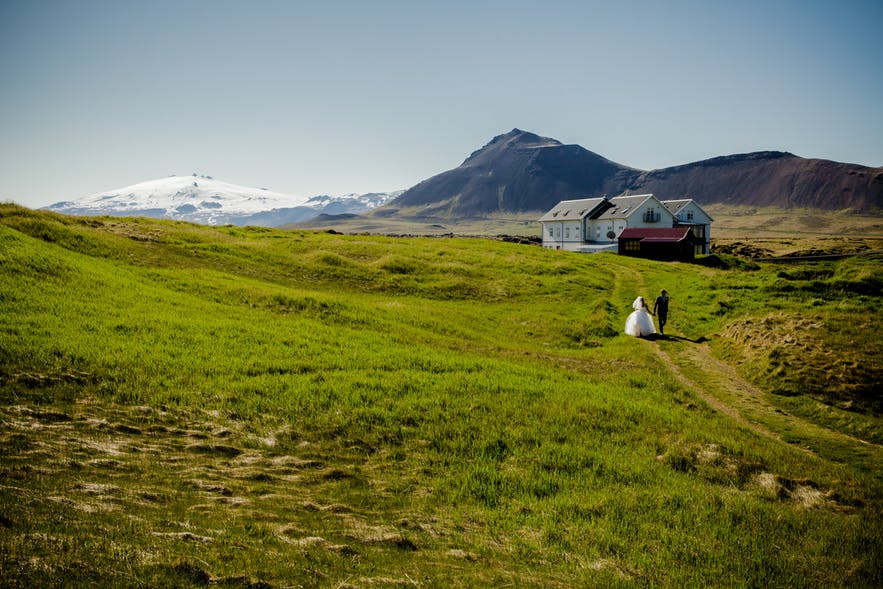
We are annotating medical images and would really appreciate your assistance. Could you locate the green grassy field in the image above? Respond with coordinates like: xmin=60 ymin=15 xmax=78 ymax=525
xmin=1 ymin=204 xmax=881 ymax=587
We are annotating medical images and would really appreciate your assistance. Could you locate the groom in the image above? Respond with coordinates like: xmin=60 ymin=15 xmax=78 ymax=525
xmin=653 ymin=289 xmax=669 ymax=334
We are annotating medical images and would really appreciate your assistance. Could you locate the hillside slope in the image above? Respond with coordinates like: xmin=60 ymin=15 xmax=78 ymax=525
xmin=391 ymin=130 xmax=883 ymax=216
xmin=625 ymin=151 xmax=883 ymax=209
xmin=1 ymin=205 xmax=880 ymax=587
xmin=394 ymin=129 xmax=637 ymax=215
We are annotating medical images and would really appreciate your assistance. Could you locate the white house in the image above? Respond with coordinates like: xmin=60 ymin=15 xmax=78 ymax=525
xmin=536 ymin=197 xmax=609 ymax=251
xmin=539 ymin=194 xmax=713 ymax=254
xmin=660 ymin=199 xmax=713 ymax=254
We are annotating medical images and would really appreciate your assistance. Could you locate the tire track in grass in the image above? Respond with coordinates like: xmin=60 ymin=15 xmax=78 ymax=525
xmin=606 ymin=260 xmax=647 ymax=334
xmin=654 ymin=340 xmax=883 ymax=474
xmin=653 ymin=343 xmax=783 ymax=442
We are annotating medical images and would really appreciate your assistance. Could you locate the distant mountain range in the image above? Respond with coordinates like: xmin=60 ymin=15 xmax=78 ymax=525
xmin=44 ymin=175 xmax=401 ymax=226
xmin=42 ymin=131 xmax=883 ymax=228
xmin=393 ymin=129 xmax=883 ymax=215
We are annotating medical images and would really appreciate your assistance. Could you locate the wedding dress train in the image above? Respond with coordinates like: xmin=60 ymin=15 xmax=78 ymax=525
xmin=624 ymin=296 xmax=657 ymax=337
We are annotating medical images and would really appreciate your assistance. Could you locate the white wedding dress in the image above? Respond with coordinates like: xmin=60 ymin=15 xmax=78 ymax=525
xmin=624 ymin=297 xmax=657 ymax=337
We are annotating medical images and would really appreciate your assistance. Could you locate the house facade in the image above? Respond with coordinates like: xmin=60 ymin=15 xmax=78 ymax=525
xmin=539 ymin=194 xmax=712 ymax=255
xmin=618 ymin=227 xmax=697 ymax=261
xmin=536 ymin=197 xmax=609 ymax=251
xmin=660 ymin=199 xmax=713 ymax=254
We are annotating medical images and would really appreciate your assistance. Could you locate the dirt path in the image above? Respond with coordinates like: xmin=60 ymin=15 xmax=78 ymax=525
xmin=653 ymin=343 xmax=783 ymax=442
xmin=604 ymin=258 xmax=879 ymax=464
xmin=651 ymin=334 xmax=883 ymax=474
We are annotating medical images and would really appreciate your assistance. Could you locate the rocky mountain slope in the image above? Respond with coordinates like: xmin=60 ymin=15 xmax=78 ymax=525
xmin=623 ymin=151 xmax=882 ymax=210
xmin=391 ymin=130 xmax=883 ymax=215
xmin=394 ymin=129 xmax=636 ymax=215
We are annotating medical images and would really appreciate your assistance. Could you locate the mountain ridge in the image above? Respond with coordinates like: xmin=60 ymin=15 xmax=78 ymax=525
xmin=395 ymin=129 xmax=637 ymax=215
xmin=44 ymin=175 xmax=402 ymax=226
xmin=390 ymin=129 xmax=883 ymax=215
xmin=38 ymin=130 xmax=883 ymax=226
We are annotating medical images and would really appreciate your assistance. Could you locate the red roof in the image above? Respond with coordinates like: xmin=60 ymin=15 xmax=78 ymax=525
xmin=619 ymin=227 xmax=691 ymax=242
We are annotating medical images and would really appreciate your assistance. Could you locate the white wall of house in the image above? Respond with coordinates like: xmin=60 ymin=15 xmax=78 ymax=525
xmin=671 ymin=202 xmax=712 ymax=253
xmin=629 ymin=200 xmax=675 ymax=229
xmin=541 ymin=220 xmax=584 ymax=250
xmin=589 ymin=199 xmax=675 ymax=243
xmin=588 ymin=219 xmax=628 ymax=243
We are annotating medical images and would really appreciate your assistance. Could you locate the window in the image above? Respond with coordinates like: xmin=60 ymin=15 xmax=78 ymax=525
xmin=565 ymin=226 xmax=570 ymax=239
xmin=625 ymin=240 xmax=640 ymax=252
xmin=548 ymin=227 xmax=554 ymax=237
xmin=687 ymin=210 xmax=694 ymax=221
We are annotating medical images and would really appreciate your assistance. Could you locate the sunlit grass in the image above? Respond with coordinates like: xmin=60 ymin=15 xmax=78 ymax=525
xmin=1 ymin=204 xmax=880 ymax=587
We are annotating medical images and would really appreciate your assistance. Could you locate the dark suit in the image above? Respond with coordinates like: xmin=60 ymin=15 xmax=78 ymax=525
xmin=653 ymin=295 xmax=669 ymax=333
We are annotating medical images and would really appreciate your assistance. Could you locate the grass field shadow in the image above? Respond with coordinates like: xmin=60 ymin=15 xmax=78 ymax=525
xmin=647 ymin=334 xmax=710 ymax=344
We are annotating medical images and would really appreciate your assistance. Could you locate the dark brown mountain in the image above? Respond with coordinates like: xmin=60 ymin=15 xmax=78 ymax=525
xmin=392 ymin=129 xmax=883 ymax=215
xmin=394 ymin=129 xmax=638 ymax=215
xmin=624 ymin=151 xmax=883 ymax=210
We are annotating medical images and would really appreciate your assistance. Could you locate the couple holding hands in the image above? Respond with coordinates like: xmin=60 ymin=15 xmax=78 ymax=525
xmin=624 ymin=289 xmax=669 ymax=338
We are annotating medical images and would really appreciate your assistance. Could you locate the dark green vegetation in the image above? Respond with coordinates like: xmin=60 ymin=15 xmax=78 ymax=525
xmin=1 ymin=204 xmax=881 ymax=588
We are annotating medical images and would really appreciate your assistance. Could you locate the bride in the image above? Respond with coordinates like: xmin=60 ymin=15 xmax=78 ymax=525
xmin=624 ymin=296 xmax=657 ymax=337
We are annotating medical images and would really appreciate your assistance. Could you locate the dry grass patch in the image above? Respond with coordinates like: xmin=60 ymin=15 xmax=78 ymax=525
xmin=721 ymin=312 xmax=881 ymax=411
xmin=751 ymin=473 xmax=837 ymax=509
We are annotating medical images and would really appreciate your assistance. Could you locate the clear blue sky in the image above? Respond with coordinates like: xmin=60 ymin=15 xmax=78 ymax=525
xmin=2 ymin=0 xmax=881 ymax=208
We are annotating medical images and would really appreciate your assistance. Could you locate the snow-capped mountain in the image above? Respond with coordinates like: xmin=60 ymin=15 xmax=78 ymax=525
xmin=44 ymin=175 xmax=402 ymax=226
xmin=301 ymin=191 xmax=403 ymax=215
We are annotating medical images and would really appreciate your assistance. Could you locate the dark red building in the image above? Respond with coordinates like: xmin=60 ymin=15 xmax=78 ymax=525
xmin=617 ymin=227 xmax=700 ymax=261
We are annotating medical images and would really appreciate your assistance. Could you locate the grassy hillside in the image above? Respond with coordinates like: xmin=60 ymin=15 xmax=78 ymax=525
xmin=1 ymin=204 xmax=881 ymax=587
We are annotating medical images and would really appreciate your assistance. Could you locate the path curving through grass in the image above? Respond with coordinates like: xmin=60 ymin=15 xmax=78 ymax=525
xmin=655 ymin=339 xmax=883 ymax=479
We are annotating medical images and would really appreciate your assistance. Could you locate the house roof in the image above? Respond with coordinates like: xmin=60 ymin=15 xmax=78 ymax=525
xmin=593 ymin=194 xmax=655 ymax=220
xmin=539 ymin=193 xmax=714 ymax=225
xmin=538 ymin=197 xmax=607 ymax=222
xmin=660 ymin=198 xmax=715 ymax=221
xmin=610 ymin=194 xmax=654 ymax=205
xmin=619 ymin=227 xmax=692 ymax=242
xmin=660 ymin=199 xmax=691 ymax=214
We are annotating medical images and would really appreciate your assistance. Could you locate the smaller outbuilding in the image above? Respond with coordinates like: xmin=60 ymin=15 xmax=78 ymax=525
xmin=660 ymin=199 xmax=714 ymax=254
xmin=617 ymin=227 xmax=698 ymax=261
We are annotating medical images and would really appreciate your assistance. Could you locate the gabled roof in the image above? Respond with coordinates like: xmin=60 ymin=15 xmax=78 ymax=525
xmin=660 ymin=199 xmax=691 ymax=214
xmin=619 ymin=227 xmax=692 ymax=242
xmin=593 ymin=194 xmax=655 ymax=220
xmin=538 ymin=197 xmax=607 ymax=222
xmin=660 ymin=198 xmax=714 ymax=221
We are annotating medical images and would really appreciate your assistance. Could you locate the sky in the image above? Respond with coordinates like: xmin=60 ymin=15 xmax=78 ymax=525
xmin=2 ymin=0 xmax=882 ymax=208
